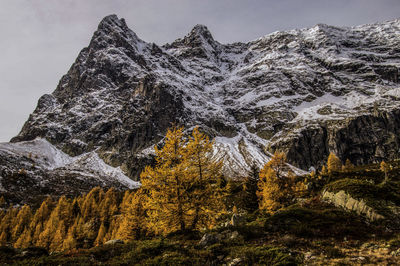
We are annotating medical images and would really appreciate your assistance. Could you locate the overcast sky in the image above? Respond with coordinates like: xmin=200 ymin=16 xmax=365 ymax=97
xmin=0 ymin=0 xmax=399 ymax=142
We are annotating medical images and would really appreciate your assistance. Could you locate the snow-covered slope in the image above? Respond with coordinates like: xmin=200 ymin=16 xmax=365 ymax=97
xmin=0 ymin=138 xmax=138 ymax=188
xmin=0 ymin=138 xmax=139 ymax=205
xmin=11 ymin=15 xmax=400 ymax=181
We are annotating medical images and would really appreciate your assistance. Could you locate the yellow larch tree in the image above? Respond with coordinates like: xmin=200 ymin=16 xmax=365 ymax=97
xmin=99 ymin=188 xmax=118 ymax=222
xmin=380 ymin=161 xmax=390 ymax=182
xmin=141 ymin=126 xmax=226 ymax=234
xmin=327 ymin=152 xmax=342 ymax=173
xmin=141 ymin=126 xmax=190 ymax=234
xmin=342 ymin=159 xmax=355 ymax=172
xmin=257 ymin=151 xmax=303 ymax=213
xmin=94 ymin=222 xmax=107 ymax=246
xmin=50 ymin=220 xmax=66 ymax=251
xmin=11 ymin=204 xmax=32 ymax=241
xmin=184 ymin=127 xmax=225 ymax=230
xmin=0 ymin=231 xmax=7 ymax=246
xmin=14 ymin=228 xmax=32 ymax=249
xmin=0 ymin=207 xmax=18 ymax=245
xmin=62 ymin=221 xmax=78 ymax=250
xmin=321 ymin=165 xmax=328 ymax=175
xmin=116 ymin=189 xmax=146 ymax=240
xmin=37 ymin=196 xmax=70 ymax=250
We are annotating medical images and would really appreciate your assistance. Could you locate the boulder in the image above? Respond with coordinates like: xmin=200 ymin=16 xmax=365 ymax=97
xmin=230 ymin=214 xmax=245 ymax=226
xmin=104 ymin=239 xmax=124 ymax=245
xmin=198 ymin=233 xmax=221 ymax=247
xmin=21 ymin=246 xmax=48 ymax=258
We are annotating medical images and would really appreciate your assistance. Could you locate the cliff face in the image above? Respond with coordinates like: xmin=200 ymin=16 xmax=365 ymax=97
xmin=10 ymin=15 xmax=400 ymax=179
xmin=268 ymin=109 xmax=400 ymax=169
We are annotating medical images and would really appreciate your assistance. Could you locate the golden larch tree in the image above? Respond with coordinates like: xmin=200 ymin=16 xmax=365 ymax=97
xmin=116 ymin=189 xmax=147 ymax=240
xmin=141 ymin=126 xmax=225 ymax=234
xmin=327 ymin=152 xmax=342 ymax=173
xmin=94 ymin=222 xmax=107 ymax=246
xmin=141 ymin=126 xmax=189 ymax=234
xmin=11 ymin=204 xmax=32 ymax=241
xmin=257 ymin=151 xmax=304 ymax=213
xmin=342 ymin=159 xmax=354 ymax=172
xmin=184 ymin=127 xmax=225 ymax=230
xmin=380 ymin=161 xmax=390 ymax=182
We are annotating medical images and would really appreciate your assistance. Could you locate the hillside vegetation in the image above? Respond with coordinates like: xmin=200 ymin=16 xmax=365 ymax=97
xmin=1 ymin=127 xmax=400 ymax=265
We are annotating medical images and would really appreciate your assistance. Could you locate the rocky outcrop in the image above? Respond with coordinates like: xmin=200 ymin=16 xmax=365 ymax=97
xmin=104 ymin=239 xmax=124 ymax=245
xmin=269 ymin=109 xmax=400 ymax=169
xmin=322 ymin=190 xmax=384 ymax=221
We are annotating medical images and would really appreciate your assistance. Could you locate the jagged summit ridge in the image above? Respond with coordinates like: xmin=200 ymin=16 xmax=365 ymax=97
xmin=11 ymin=15 xmax=400 ymax=181
xmin=185 ymin=24 xmax=216 ymax=46
xmin=92 ymin=14 xmax=146 ymax=52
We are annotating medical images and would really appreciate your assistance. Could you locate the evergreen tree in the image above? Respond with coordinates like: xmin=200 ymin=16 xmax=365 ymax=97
xmin=242 ymin=163 xmax=259 ymax=213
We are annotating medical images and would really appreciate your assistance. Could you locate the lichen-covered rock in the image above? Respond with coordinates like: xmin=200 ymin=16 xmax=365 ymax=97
xmin=198 ymin=233 xmax=221 ymax=247
xmin=322 ymin=190 xmax=384 ymax=221
xmin=104 ymin=239 xmax=124 ymax=245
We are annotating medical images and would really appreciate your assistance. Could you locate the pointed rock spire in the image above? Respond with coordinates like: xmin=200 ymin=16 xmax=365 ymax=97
xmin=89 ymin=14 xmax=144 ymax=52
xmin=183 ymin=24 xmax=217 ymax=48
xmin=188 ymin=24 xmax=215 ymax=43
xmin=166 ymin=24 xmax=220 ymax=59
xmin=97 ymin=14 xmax=130 ymax=34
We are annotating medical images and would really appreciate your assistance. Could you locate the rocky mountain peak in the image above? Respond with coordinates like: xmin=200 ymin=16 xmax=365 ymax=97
xmin=89 ymin=14 xmax=144 ymax=52
xmin=187 ymin=24 xmax=215 ymax=44
xmin=167 ymin=24 xmax=220 ymax=59
xmin=97 ymin=14 xmax=124 ymax=29
xmin=10 ymin=16 xmax=400 ymax=184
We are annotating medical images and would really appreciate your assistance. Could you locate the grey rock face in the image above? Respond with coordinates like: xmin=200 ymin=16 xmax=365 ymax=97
xmin=9 ymin=15 xmax=400 ymax=179
xmin=198 ymin=233 xmax=220 ymax=247
xmin=269 ymin=109 xmax=400 ymax=169
xmin=322 ymin=190 xmax=384 ymax=221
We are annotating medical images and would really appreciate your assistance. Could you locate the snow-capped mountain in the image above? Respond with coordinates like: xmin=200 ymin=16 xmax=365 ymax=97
xmin=7 ymin=15 xmax=400 ymax=192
